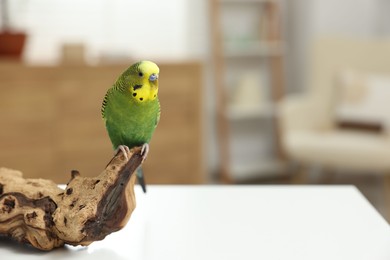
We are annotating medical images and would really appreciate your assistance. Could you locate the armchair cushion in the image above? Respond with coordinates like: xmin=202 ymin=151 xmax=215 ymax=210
xmin=285 ymin=129 xmax=390 ymax=172
xmin=335 ymin=70 xmax=390 ymax=132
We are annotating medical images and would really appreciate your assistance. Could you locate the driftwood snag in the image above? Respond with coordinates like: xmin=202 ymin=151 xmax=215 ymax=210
xmin=0 ymin=146 xmax=143 ymax=251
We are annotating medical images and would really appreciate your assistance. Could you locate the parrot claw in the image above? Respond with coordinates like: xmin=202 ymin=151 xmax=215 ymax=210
xmin=141 ymin=143 xmax=149 ymax=162
xmin=115 ymin=145 xmax=130 ymax=161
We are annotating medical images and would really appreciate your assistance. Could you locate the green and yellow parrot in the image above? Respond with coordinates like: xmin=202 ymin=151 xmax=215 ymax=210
xmin=101 ymin=60 xmax=161 ymax=193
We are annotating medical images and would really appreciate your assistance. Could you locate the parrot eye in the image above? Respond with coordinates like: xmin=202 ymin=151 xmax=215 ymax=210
xmin=138 ymin=72 xmax=143 ymax=77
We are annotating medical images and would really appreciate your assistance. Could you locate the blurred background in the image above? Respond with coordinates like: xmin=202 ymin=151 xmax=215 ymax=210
xmin=1 ymin=0 xmax=390 ymax=222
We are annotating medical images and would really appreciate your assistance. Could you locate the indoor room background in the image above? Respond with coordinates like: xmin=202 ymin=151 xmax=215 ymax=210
xmin=1 ymin=0 xmax=390 ymax=222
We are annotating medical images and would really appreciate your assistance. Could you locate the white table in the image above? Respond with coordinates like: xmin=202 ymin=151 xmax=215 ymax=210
xmin=1 ymin=186 xmax=389 ymax=260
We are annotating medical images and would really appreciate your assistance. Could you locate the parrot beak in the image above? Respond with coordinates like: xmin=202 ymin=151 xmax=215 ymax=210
xmin=149 ymin=73 xmax=158 ymax=82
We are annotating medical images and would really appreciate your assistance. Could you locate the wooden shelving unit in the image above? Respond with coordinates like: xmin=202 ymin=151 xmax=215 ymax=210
xmin=224 ymin=41 xmax=284 ymax=58
xmin=210 ymin=0 xmax=286 ymax=183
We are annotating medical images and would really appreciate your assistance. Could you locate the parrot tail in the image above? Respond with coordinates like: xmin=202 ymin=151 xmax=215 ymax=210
xmin=136 ymin=167 xmax=147 ymax=193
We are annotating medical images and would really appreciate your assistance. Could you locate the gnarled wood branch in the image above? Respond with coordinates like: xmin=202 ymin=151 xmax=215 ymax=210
xmin=0 ymin=146 xmax=143 ymax=250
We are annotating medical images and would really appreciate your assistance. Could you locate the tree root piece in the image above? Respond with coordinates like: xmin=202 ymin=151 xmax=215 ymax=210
xmin=0 ymin=146 xmax=143 ymax=250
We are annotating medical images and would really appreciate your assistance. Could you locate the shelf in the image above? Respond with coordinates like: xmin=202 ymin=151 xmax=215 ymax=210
xmin=224 ymin=41 xmax=284 ymax=58
xmin=226 ymin=104 xmax=276 ymax=120
xmin=231 ymin=160 xmax=287 ymax=180
xmin=211 ymin=0 xmax=285 ymax=183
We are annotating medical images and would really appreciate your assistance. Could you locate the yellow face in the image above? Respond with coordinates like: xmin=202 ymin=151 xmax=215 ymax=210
xmin=129 ymin=61 xmax=159 ymax=103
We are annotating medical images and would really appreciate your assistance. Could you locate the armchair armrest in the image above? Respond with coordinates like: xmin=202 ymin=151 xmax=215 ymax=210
xmin=278 ymin=94 xmax=320 ymax=132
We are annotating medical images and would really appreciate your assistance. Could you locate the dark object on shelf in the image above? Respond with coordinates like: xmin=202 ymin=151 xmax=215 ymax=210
xmin=0 ymin=0 xmax=27 ymax=58
xmin=0 ymin=31 xmax=26 ymax=58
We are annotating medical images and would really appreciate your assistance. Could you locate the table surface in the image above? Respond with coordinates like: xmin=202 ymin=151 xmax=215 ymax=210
xmin=1 ymin=185 xmax=389 ymax=260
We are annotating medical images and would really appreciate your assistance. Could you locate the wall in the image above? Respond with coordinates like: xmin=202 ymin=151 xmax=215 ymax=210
xmin=6 ymin=0 xmax=207 ymax=64
xmin=286 ymin=0 xmax=390 ymax=94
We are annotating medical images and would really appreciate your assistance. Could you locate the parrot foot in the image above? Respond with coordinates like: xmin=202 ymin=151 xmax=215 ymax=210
xmin=115 ymin=145 xmax=130 ymax=161
xmin=141 ymin=143 xmax=149 ymax=162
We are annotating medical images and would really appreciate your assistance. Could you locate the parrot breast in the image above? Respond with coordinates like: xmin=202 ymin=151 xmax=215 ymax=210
xmin=103 ymin=89 xmax=160 ymax=150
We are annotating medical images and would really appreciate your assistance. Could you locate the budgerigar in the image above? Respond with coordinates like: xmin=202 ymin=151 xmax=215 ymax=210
xmin=101 ymin=60 xmax=161 ymax=193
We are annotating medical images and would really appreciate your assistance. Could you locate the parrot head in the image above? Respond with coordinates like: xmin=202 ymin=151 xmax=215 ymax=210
xmin=121 ymin=60 xmax=160 ymax=103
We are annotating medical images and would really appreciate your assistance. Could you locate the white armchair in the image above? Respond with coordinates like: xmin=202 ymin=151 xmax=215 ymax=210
xmin=279 ymin=37 xmax=390 ymax=218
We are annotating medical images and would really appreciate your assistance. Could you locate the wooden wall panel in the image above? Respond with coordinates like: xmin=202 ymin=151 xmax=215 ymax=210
xmin=0 ymin=61 xmax=205 ymax=184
